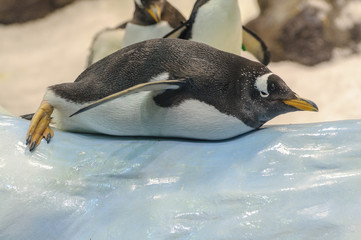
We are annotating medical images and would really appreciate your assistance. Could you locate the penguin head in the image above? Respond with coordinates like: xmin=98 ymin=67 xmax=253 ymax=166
xmin=245 ymin=72 xmax=318 ymax=126
xmin=134 ymin=0 xmax=165 ymax=23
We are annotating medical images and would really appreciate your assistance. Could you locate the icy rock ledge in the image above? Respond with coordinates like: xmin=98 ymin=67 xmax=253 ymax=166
xmin=0 ymin=113 xmax=361 ymax=240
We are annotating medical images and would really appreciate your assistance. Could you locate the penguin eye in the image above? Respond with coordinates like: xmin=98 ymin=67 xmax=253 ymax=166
xmin=260 ymin=91 xmax=269 ymax=98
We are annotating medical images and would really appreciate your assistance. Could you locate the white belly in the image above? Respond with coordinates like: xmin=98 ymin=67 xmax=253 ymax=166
xmin=45 ymin=91 xmax=253 ymax=140
xmin=191 ymin=0 xmax=243 ymax=55
xmin=90 ymin=22 xmax=173 ymax=65
xmin=122 ymin=22 xmax=174 ymax=48
xmin=90 ymin=29 xmax=125 ymax=65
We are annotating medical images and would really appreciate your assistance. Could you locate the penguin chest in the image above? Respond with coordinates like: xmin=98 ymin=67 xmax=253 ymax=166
xmin=191 ymin=0 xmax=243 ymax=55
xmin=47 ymin=91 xmax=253 ymax=140
xmin=122 ymin=22 xmax=174 ymax=48
xmin=89 ymin=29 xmax=125 ymax=64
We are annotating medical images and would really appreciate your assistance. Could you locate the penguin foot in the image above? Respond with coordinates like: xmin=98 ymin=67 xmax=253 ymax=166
xmin=26 ymin=101 xmax=54 ymax=152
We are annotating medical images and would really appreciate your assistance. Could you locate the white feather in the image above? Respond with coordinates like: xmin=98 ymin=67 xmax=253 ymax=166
xmin=89 ymin=21 xmax=173 ymax=65
xmin=89 ymin=29 xmax=125 ymax=65
xmin=191 ymin=0 xmax=243 ymax=55
xmin=135 ymin=0 xmax=142 ymax=7
xmin=122 ymin=22 xmax=173 ymax=48
xmin=45 ymin=90 xmax=253 ymax=140
xmin=149 ymin=72 xmax=170 ymax=82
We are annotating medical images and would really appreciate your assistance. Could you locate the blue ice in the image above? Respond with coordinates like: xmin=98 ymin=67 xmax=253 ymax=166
xmin=0 ymin=113 xmax=361 ymax=240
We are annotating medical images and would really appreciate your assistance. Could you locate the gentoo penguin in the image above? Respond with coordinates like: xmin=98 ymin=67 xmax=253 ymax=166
xmin=26 ymin=39 xmax=318 ymax=152
xmin=87 ymin=0 xmax=185 ymax=66
xmin=164 ymin=0 xmax=270 ymax=65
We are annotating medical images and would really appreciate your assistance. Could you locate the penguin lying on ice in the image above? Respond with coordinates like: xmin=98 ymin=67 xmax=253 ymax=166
xmin=164 ymin=0 xmax=270 ymax=65
xmin=26 ymin=39 xmax=318 ymax=151
xmin=87 ymin=0 xmax=185 ymax=66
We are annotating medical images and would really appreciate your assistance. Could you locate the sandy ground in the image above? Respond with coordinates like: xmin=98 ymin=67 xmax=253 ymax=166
xmin=0 ymin=0 xmax=360 ymax=125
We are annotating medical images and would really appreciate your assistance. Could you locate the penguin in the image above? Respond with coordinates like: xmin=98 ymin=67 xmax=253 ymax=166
xmin=26 ymin=39 xmax=318 ymax=152
xmin=163 ymin=0 xmax=270 ymax=65
xmin=87 ymin=0 xmax=185 ymax=66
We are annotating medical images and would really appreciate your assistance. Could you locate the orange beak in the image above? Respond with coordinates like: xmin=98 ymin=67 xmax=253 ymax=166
xmin=146 ymin=4 xmax=162 ymax=22
xmin=283 ymin=96 xmax=319 ymax=112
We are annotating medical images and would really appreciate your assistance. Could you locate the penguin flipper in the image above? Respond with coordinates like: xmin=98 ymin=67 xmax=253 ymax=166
xmin=70 ymin=79 xmax=187 ymax=117
xmin=163 ymin=20 xmax=190 ymax=39
xmin=242 ymin=26 xmax=270 ymax=66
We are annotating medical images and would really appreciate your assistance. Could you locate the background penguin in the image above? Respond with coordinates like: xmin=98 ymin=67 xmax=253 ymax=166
xmin=26 ymin=39 xmax=318 ymax=152
xmin=87 ymin=0 xmax=185 ymax=66
xmin=164 ymin=0 xmax=270 ymax=65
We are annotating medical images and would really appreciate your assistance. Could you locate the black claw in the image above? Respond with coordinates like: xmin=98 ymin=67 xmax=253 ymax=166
xmin=26 ymin=135 xmax=32 ymax=145
xmin=46 ymin=133 xmax=51 ymax=143
xmin=29 ymin=142 xmax=36 ymax=152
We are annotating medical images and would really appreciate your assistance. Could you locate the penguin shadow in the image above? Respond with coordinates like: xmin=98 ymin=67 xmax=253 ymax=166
xmin=75 ymin=127 xmax=264 ymax=145
xmin=76 ymin=129 xmax=264 ymax=183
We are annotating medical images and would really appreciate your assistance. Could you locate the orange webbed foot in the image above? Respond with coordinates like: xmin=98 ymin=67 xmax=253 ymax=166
xmin=26 ymin=101 xmax=54 ymax=152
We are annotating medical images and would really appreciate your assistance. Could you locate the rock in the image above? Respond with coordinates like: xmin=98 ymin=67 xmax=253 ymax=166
xmin=247 ymin=0 xmax=361 ymax=65
xmin=0 ymin=0 xmax=76 ymax=24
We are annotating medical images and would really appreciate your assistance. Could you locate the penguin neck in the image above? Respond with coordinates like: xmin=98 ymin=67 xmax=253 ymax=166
xmin=191 ymin=0 xmax=243 ymax=55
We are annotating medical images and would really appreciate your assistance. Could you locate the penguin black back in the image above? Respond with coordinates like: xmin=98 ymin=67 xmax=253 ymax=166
xmin=52 ymin=39 xmax=293 ymax=129
xmin=54 ymin=39 xmax=268 ymax=105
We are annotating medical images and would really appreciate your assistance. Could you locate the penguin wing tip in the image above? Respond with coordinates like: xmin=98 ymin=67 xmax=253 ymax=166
xmin=69 ymin=110 xmax=82 ymax=118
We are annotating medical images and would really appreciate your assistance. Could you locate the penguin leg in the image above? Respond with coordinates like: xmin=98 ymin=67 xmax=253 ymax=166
xmin=26 ymin=101 xmax=54 ymax=151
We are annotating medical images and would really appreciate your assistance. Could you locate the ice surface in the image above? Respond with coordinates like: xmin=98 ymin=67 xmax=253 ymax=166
xmin=1 ymin=113 xmax=361 ymax=239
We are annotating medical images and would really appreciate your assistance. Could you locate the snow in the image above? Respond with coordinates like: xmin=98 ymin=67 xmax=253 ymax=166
xmin=0 ymin=0 xmax=360 ymax=125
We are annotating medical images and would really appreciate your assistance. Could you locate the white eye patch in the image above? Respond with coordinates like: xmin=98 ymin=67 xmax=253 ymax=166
xmin=255 ymin=73 xmax=273 ymax=98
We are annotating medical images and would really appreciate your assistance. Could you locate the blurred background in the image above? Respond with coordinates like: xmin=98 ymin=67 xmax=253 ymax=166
xmin=0 ymin=0 xmax=360 ymax=125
